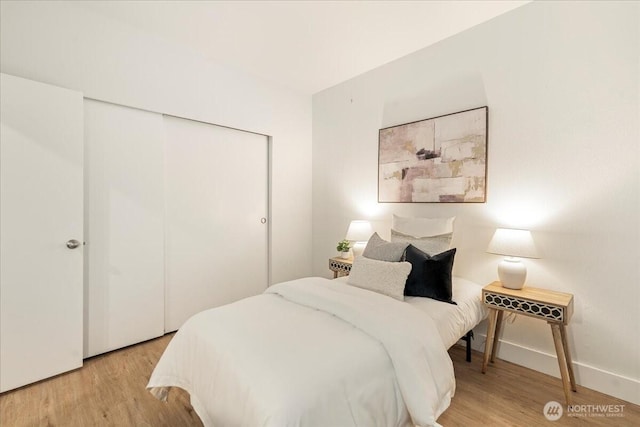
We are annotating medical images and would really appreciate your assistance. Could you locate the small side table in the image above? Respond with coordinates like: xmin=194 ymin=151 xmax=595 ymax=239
xmin=329 ymin=257 xmax=353 ymax=278
xmin=481 ymin=281 xmax=576 ymax=405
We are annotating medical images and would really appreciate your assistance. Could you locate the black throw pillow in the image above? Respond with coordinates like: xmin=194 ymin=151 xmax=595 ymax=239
xmin=403 ymin=244 xmax=457 ymax=304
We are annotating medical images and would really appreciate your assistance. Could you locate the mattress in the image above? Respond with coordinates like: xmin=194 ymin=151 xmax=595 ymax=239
xmin=336 ymin=275 xmax=487 ymax=349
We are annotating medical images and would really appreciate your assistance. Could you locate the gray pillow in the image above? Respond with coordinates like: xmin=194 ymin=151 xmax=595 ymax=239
xmin=347 ymin=256 xmax=412 ymax=301
xmin=362 ymin=232 xmax=408 ymax=262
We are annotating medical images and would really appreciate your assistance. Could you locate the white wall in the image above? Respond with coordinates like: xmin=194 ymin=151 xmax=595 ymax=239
xmin=313 ymin=1 xmax=639 ymax=404
xmin=0 ymin=1 xmax=313 ymax=284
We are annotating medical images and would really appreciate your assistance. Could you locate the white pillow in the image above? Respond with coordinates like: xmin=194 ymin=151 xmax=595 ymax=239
xmin=391 ymin=214 xmax=455 ymax=238
xmin=390 ymin=214 xmax=454 ymax=254
xmin=390 ymin=230 xmax=452 ymax=255
xmin=347 ymin=256 xmax=411 ymax=301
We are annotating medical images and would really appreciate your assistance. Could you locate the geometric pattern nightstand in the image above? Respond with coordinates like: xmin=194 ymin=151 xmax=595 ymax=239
xmin=329 ymin=257 xmax=353 ymax=278
xmin=481 ymin=281 xmax=576 ymax=405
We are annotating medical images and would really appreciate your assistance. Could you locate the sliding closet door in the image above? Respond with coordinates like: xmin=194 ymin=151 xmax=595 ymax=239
xmin=0 ymin=74 xmax=84 ymax=392
xmin=83 ymin=100 xmax=165 ymax=357
xmin=164 ymin=116 xmax=269 ymax=332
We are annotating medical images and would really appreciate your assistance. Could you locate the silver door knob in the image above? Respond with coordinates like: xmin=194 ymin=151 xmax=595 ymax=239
xmin=260 ymin=218 xmax=267 ymax=224
xmin=66 ymin=239 xmax=81 ymax=249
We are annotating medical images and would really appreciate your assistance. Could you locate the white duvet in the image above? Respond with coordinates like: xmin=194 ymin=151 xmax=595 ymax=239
xmin=148 ymin=277 xmax=455 ymax=427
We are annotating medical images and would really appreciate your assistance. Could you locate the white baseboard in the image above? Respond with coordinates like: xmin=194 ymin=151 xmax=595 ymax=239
xmin=466 ymin=334 xmax=640 ymax=405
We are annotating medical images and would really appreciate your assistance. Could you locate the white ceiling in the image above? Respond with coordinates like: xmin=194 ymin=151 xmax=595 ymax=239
xmin=81 ymin=1 xmax=530 ymax=95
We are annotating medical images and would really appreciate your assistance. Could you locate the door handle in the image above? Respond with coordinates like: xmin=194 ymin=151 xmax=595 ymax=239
xmin=260 ymin=218 xmax=267 ymax=224
xmin=66 ymin=239 xmax=81 ymax=249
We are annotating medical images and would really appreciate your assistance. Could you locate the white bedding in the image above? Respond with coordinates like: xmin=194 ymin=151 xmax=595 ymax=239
xmin=336 ymin=276 xmax=488 ymax=349
xmin=408 ymin=277 xmax=487 ymax=349
xmin=148 ymin=277 xmax=456 ymax=427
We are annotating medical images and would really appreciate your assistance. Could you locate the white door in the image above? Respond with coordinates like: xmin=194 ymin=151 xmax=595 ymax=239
xmin=83 ymin=100 xmax=165 ymax=358
xmin=0 ymin=73 xmax=84 ymax=392
xmin=164 ymin=116 xmax=269 ymax=332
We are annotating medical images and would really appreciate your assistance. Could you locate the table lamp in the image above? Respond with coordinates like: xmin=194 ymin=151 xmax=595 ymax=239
xmin=487 ymin=228 xmax=539 ymax=289
xmin=345 ymin=220 xmax=373 ymax=258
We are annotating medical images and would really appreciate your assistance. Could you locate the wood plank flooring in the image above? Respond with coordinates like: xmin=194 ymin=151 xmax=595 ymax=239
xmin=0 ymin=334 xmax=202 ymax=427
xmin=1 ymin=333 xmax=638 ymax=426
xmin=439 ymin=346 xmax=639 ymax=426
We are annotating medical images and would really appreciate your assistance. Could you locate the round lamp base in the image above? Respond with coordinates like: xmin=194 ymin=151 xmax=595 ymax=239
xmin=498 ymin=258 xmax=527 ymax=289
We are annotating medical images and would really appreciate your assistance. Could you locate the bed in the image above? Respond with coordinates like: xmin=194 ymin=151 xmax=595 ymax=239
xmin=148 ymin=216 xmax=487 ymax=426
xmin=147 ymin=275 xmax=486 ymax=427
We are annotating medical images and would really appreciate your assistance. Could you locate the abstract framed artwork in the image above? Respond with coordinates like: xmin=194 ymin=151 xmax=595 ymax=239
xmin=378 ymin=106 xmax=488 ymax=203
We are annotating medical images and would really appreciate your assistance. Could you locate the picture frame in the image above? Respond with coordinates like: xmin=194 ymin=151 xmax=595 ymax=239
xmin=378 ymin=106 xmax=488 ymax=203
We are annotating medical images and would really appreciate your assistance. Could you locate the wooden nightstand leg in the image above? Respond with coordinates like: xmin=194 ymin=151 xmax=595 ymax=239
xmin=550 ymin=323 xmax=573 ymax=406
xmin=490 ymin=310 xmax=504 ymax=363
xmin=333 ymin=271 xmax=338 ymax=279
xmin=559 ymin=324 xmax=577 ymax=392
xmin=482 ymin=308 xmax=498 ymax=374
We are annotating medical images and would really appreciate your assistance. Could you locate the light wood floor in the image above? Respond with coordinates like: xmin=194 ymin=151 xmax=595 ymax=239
xmin=1 ymin=334 xmax=638 ymax=426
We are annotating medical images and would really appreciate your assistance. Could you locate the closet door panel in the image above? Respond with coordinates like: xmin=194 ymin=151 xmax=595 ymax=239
xmin=0 ymin=74 xmax=84 ymax=392
xmin=84 ymin=100 xmax=165 ymax=357
xmin=164 ymin=116 xmax=268 ymax=332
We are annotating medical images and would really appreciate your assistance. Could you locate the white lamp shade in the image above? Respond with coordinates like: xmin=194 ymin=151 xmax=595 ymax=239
xmin=345 ymin=220 xmax=373 ymax=242
xmin=487 ymin=228 xmax=539 ymax=259
xmin=345 ymin=220 xmax=373 ymax=257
